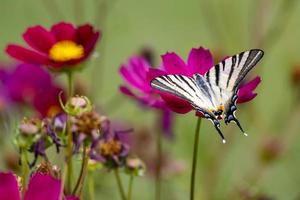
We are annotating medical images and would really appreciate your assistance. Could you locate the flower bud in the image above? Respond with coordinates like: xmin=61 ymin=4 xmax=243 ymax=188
xmin=60 ymin=95 xmax=92 ymax=116
xmin=19 ymin=118 xmax=42 ymax=136
xmin=126 ymin=157 xmax=146 ymax=176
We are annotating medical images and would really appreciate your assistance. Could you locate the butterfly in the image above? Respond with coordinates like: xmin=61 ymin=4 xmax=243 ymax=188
xmin=150 ymin=49 xmax=264 ymax=143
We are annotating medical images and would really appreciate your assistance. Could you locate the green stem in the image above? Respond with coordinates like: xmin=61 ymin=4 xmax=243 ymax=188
xmin=155 ymin=130 xmax=162 ymax=200
xmin=66 ymin=71 xmax=74 ymax=194
xmin=72 ymin=145 xmax=89 ymax=196
xmin=114 ymin=168 xmax=126 ymax=200
xmin=127 ymin=174 xmax=134 ymax=200
xmin=88 ymin=172 xmax=96 ymax=200
xmin=190 ymin=118 xmax=202 ymax=200
xmin=21 ymin=148 xmax=29 ymax=196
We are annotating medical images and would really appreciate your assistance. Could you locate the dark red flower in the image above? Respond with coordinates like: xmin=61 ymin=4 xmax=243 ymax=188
xmin=148 ymin=47 xmax=261 ymax=115
xmin=6 ymin=22 xmax=100 ymax=70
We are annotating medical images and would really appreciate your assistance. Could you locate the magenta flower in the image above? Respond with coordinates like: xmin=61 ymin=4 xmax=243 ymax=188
xmin=119 ymin=56 xmax=174 ymax=137
xmin=0 ymin=64 xmax=64 ymax=117
xmin=148 ymin=47 xmax=261 ymax=114
xmin=6 ymin=22 xmax=100 ymax=71
xmin=0 ymin=172 xmax=78 ymax=200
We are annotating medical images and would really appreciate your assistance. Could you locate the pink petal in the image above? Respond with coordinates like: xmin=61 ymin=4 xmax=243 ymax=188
xmin=66 ymin=196 xmax=80 ymax=200
xmin=119 ymin=65 xmax=149 ymax=92
xmin=51 ymin=22 xmax=76 ymax=41
xmin=24 ymin=173 xmax=61 ymax=200
xmin=128 ymin=57 xmax=149 ymax=82
xmin=161 ymin=52 xmax=188 ymax=75
xmin=160 ymin=93 xmax=193 ymax=114
xmin=146 ymin=68 xmax=167 ymax=83
xmin=237 ymin=76 xmax=261 ymax=103
xmin=6 ymin=45 xmax=49 ymax=65
xmin=119 ymin=86 xmax=163 ymax=108
xmin=0 ymin=172 xmax=20 ymax=200
xmin=187 ymin=47 xmax=214 ymax=75
xmin=119 ymin=85 xmax=136 ymax=97
xmin=22 ymin=25 xmax=56 ymax=53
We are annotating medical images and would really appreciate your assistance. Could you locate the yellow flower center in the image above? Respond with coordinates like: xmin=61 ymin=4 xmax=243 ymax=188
xmin=49 ymin=40 xmax=84 ymax=62
xmin=100 ymin=139 xmax=122 ymax=156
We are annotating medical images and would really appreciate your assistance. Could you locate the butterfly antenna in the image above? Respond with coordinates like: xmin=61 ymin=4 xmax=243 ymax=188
xmin=213 ymin=121 xmax=226 ymax=143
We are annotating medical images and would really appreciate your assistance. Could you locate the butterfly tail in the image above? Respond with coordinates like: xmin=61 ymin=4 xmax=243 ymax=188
xmin=214 ymin=122 xmax=226 ymax=143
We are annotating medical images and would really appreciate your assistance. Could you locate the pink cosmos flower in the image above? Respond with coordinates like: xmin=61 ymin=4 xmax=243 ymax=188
xmin=6 ymin=22 xmax=100 ymax=70
xmin=119 ymin=56 xmax=174 ymax=137
xmin=147 ymin=47 xmax=261 ymax=114
xmin=0 ymin=64 xmax=64 ymax=117
xmin=0 ymin=172 xmax=78 ymax=200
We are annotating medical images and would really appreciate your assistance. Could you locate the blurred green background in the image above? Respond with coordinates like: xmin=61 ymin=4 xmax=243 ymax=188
xmin=1 ymin=0 xmax=300 ymax=199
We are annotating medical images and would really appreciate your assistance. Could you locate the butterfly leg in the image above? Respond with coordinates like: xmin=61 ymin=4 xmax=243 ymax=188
xmin=204 ymin=113 xmax=226 ymax=143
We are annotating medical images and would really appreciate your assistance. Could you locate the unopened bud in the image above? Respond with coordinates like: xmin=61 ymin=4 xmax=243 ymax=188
xmin=126 ymin=157 xmax=146 ymax=176
xmin=19 ymin=118 xmax=41 ymax=136
xmin=61 ymin=95 xmax=92 ymax=116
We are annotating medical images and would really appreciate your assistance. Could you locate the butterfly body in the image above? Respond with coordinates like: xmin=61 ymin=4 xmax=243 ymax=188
xmin=151 ymin=49 xmax=264 ymax=142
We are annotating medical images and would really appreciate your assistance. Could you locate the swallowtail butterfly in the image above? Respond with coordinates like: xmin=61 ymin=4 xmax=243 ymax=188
xmin=151 ymin=49 xmax=264 ymax=143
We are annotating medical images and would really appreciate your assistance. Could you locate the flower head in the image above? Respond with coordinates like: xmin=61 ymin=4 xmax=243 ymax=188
xmin=90 ymin=120 xmax=131 ymax=168
xmin=148 ymin=47 xmax=261 ymax=114
xmin=16 ymin=116 xmax=63 ymax=167
xmin=6 ymin=22 xmax=100 ymax=70
xmin=72 ymin=111 xmax=103 ymax=152
xmin=119 ymin=56 xmax=174 ymax=138
xmin=0 ymin=63 xmax=64 ymax=117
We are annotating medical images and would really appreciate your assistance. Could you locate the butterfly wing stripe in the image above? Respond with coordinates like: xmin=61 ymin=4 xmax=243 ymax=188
xmin=215 ymin=64 xmax=220 ymax=86
xmin=206 ymin=49 xmax=263 ymax=93
xmin=151 ymin=75 xmax=216 ymax=110
xmin=193 ymin=74 xmax=216 ymax=106
xmin=226 ymin=55 xmax=236 ymax=88
xmin=176 ymin=75 xmax=211 ymax=105
xmin=162 ymin=76 xmax=194 ymax=99
xmin=151 ymin=77 xmax=192 ymax=101
xmin=233 ymin=50 xmax=263 ymax=90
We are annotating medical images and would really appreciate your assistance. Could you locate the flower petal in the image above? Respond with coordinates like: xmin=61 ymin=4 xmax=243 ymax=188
xmin=160 ymin=93 xmax=193 ymax=114
xmin=6 ymin=45 xmax=49 ymax=65
xmin=237 ymin=76 xmax=261 ymax=103
xmin=146 ymin=68 xmax=167 ymax=83
xmin=66 ymin=196 xmax=80 ymax=200
xmin=24 ymin=173 xmax=61 ymax=200
xmin=119 ymin=63 xmax=149 ymax=92
xmin=128 ymin=57 xmax=149 ymax=83
xmin=119 ymin=85 xmax=151 ymax=106
xmin=161 ymin=52 xmax=188 ymax=75
xmin=51 ymin=22 xmax=76 ymax=41
xmin=76 ymin=24 xmax=100 ymax=54
xmin=187 ymin=47 xmax=214 ymax=75
xmin=0 ymin=172 xmax=20 ymax=200
xmin=119 ymin=85 xmax=136 ymax=97
xmin=23 ymin=25 xmax=56 ymax=53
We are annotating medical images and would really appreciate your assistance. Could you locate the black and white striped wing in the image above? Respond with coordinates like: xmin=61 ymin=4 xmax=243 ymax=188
xmin=204 ymin=49 xmax=264 ymax=134
xmin=205 ymin=49 xmax=264 ymax=93
xmin=150 ymin=74 xmax=215 ymax=112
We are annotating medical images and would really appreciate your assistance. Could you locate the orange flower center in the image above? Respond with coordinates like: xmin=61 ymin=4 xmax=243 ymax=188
xmin=99 ymin=139 xmax=122 ymax=156
xmin=49 ymin=40 xmax=84 ymax=62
